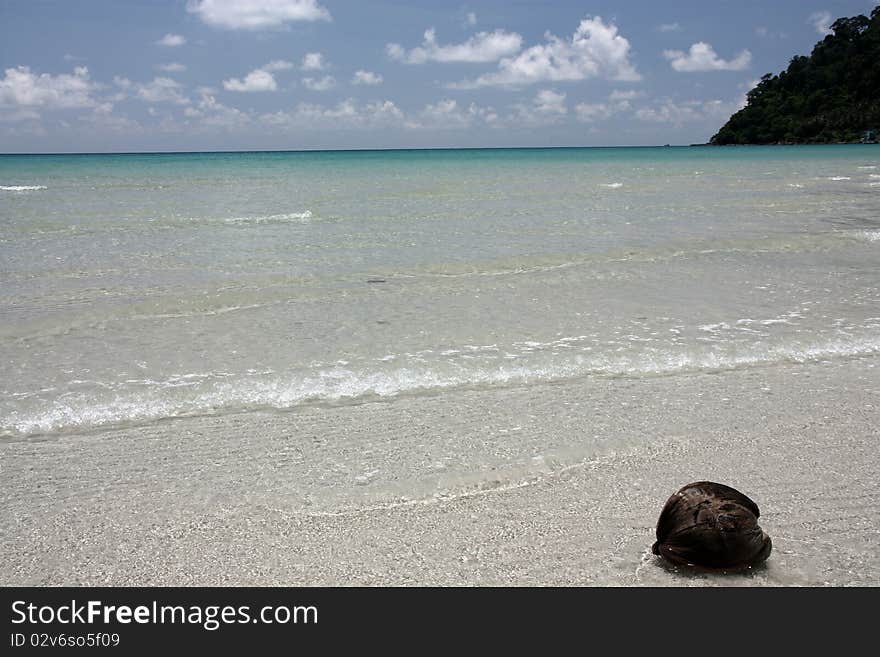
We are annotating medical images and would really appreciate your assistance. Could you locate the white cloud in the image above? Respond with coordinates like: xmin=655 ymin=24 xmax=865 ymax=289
xmin=574 ymin=102 xmax=613 ymax=123
xmin=404 ymin=99 xmax=491 ymax=130
xmin=157 ymin=62 xmax=187 ymax=73
xmin=78 ymin=105 xmax=143 ymax=134
xmin=185 ymin=91 xmax=251 ymax=129
xmin=187 ymin=0 xmax=330 ymax=30
xmin=508 ymin=89 xmax=568 ymax=126
xmin=157 ymin=33 xmax=186 ymax=47
xmin=113 ymin=76 xmax=133 ymax=89
xmin=263 ymin=59 xmax=295 ymax=71
xmin=451 ymin=16 xmax=640 ymax=88
xmin=574 ymin=89 xmax=639 ymax=123
xmin=658 ymin=23 xmax=681 ymax=32
xmin=218 ymin=61 xmax=291 ymax=94
xmin=608 ymin=89 xmax=643 ymax=102
xmin=387 ymin=28 xmax=522 ymax=64
xmin=223 ymin=69 xmax=278 ymax=92
xmin=261 ymin=99 xmax=404 ymax=130
xmin=386 ymin=44 xmax=405 ymax=61
xmin=635 ymin=98 xmax=736 ymax=125
xmin=0 ymin=66 xmax=98 ymax=114
xmin=415 ymin=99 xmax=471 ymax=128
xmin=137 ymin=77 xmax=190 ymax=104
xmin=663 ymin=42 xmax=751 ymax=72
xmin=302 ymin=75 xmax=336 ymax=91
xmin=301 ymin=52 xmax=327 ymax=71
xmin=533 ymin=89 xmax=566 ymax=115
xmin=466 ymin=12 xmax=477 ymax=27
xmin=352 ymin=70 xmax=383 ymax=85
xmin=809 ymin=11 xmax=833 ymax=36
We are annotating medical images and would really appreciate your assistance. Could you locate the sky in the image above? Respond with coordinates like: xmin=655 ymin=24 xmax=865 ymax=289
xmin=1 ymin=0 xmax=877 ymax=152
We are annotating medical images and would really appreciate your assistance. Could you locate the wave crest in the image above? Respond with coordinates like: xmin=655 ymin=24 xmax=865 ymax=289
xmin=0 ymin=185 xmax=47 ymax=191
xmin=3 ymin=334 xmax=878 ymax=437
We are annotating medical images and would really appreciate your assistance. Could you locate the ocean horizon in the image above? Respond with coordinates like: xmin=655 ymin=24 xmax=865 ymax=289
xmin=3 ymin=142 xmax=878 ymax=156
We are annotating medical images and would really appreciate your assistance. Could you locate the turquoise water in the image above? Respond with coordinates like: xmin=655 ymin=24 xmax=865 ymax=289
xmin=1 ymin=146 xmax=879 ymax=437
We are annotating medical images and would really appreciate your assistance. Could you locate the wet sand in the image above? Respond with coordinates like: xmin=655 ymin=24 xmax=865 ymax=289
xmin=1 ymin=357 xmax=878 ymax=586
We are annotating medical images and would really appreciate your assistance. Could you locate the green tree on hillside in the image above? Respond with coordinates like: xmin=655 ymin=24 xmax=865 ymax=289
xmin=711 ymin=6 xmax=880 ymax=144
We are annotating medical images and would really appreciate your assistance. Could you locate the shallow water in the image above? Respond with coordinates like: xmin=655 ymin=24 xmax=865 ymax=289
xmin=1 ymin=145 xmax=879 ymax=438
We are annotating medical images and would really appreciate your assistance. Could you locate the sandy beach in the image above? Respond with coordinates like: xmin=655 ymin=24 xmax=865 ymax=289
xmin=2 ymin=356 xmax=876 ymax=586
xmin=4 ymin=0 xmax=880 ymax=605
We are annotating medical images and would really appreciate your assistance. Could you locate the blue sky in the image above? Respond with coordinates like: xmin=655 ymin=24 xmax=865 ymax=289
xmin=1 ymin=0 xmax=876 ymax=152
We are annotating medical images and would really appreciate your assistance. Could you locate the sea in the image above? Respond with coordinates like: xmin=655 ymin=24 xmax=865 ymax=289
xmin=1 ymin=145 xmax=879 ymax=439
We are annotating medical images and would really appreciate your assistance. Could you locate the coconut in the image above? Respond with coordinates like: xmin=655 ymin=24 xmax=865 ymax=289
xmin=652 ymin=481 xmax=772 ymax=570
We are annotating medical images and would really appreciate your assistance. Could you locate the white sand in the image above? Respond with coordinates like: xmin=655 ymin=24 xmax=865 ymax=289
xmin=1 ymin=357 xmax=877 ymax=586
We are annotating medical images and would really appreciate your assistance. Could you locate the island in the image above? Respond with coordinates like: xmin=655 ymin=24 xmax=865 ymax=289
xmin=711 ymin=7 xmax=879 ymax=145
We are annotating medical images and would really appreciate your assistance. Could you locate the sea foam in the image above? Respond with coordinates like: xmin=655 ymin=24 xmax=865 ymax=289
xmin=223 ymin=210 xmax=313 ymax=224
xmin=3 ymin=333 xmax=878 ymax=437
xmin=0 ymin=185 xmax=47 ymax=191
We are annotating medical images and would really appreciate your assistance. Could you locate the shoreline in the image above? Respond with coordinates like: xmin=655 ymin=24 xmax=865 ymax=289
xmin=2 ymin=356 xmax=877 ymax=586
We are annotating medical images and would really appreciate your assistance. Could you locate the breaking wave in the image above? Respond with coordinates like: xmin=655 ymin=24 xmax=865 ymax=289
xmin=222 ymin=210 xmax=313 ymax=224
xmin=0 ymin=185 xmax=47 ymax=191
xmin=3 ymin=333 xmax=878 ymax=437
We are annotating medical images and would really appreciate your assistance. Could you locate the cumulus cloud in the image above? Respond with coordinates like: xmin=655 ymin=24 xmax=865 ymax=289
xmin=352 ymin=70 xmax=383 ymax=85
xmin=221 ymin=61 xmax=293 ymax=93
xmin=137 ymin=77 xmax=191 ymax=104
xmin=157 ymin=62 xmax=187 ymax=73
xmin=223 ymin=69 xmax=278 ymax=92
xmin=663 ymin=42 xmax=751 ymax=72
xmin=0 ymin=66 xmax=98 ymax=115
xmin=809 ymin=11 xmax=833 ymax=36
xmin=157 ymin=33 xmax=186 ymax=47
xmin=451 ymin=16 xmax=640 ymax=88
xmin=186 ymin=0 xmax=330 ymax=29
xmin=301 ymin=52 xmax=327 ymax=71
xmin=302 ymin=75 xmax=336 ymax=91
xmin=387 ymin=28 xmax=523 ymax=64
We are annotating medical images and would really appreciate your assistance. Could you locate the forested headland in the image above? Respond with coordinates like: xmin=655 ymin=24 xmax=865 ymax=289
xmin=710 ymin=7 xmax=880 ymax=145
